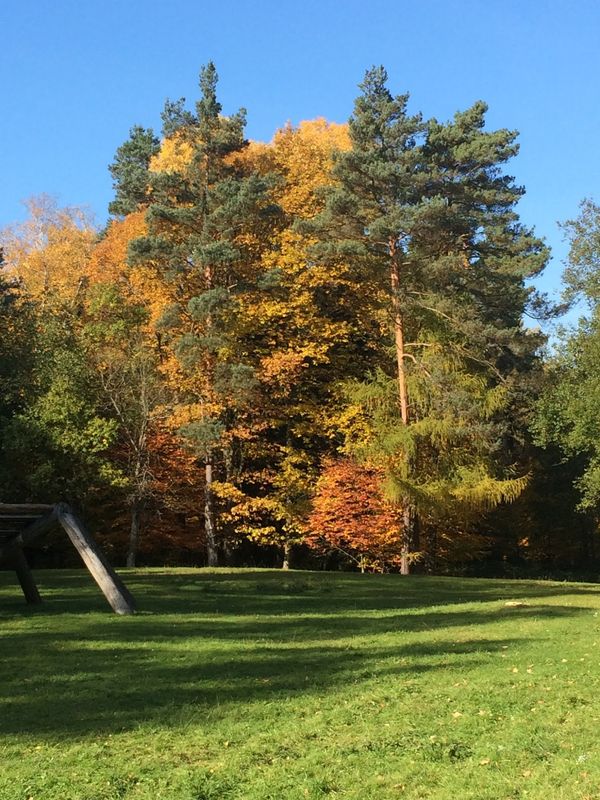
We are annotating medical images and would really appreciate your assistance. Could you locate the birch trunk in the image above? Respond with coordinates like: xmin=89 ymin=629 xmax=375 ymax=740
xmin=282 ymin=541 xmax=292 ymax=570
xmin=126 ymin=503 xmax=140 ymax=568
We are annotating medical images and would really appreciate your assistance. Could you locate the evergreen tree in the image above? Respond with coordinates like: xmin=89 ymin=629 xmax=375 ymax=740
xmin=305 ymin=67 xmax=549 ymax=572
xmin=129 ymin=63 xmax=278 ymax=565
xmin=109 ymin=126 xmax=160 ymax=217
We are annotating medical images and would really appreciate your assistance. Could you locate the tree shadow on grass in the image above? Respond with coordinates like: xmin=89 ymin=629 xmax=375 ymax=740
xmin=0 ymin=632 xmax=523 ymax=738
xmin=2 ymin=568 xmax=598 ymax=618
xmin=0 ymin=569 xmax=594 ymax=741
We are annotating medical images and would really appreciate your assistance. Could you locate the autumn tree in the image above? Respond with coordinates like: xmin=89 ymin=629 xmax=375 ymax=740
xmin=306 ymin=458 xmax=405 ymax=571
xmin=0 ymin=195 xmax=94 ymax=307
xmin=82 ymin=282 xmax=165 ymax=565
xmin=225 ymin=119 xmax=372 ymax=566
xmin=305 ymin=67 xmax=549 ymax=572
xmin=128 ymin=63 xmax=279 ymax=565
xmin=0 ymin=199 xmax=122 ymax=506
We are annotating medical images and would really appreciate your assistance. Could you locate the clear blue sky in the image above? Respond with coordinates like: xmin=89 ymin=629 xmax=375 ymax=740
xmin=2 ymin=0 xmax=600 ymax=312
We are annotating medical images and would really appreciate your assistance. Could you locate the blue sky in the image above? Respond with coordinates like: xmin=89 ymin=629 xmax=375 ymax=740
xmin=2 ymin=0 xmax=599 ymax=313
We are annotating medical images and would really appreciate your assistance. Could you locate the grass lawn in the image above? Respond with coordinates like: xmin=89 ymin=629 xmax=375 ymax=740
xmin=1 ymin=569 xmax=600 ymax=799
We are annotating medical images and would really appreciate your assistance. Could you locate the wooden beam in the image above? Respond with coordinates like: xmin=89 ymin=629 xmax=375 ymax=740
xmin=0 ymin=507 xmax=59 ymax=565
xmin=56 ymin=505 xmax=135 ymax=615
xmin=11 ymin=549 xmax=42 ymax=604
xmin=0 ymin=504 xmax=53 ymax=514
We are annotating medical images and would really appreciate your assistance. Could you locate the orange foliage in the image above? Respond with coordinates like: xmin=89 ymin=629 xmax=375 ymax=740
xmin=305 ymin=458 xmax=405 ymax=571
xmin=88 ymin=212 xmax=146 ymax=284
xmin=149 ymin=131 xmax=194 ymax=174
xmin=88 ymin=212 xmax=174 ymax=332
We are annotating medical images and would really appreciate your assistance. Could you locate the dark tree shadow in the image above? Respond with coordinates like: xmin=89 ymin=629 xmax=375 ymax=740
xmin=0 ymin=569 xmax=595 ymax=740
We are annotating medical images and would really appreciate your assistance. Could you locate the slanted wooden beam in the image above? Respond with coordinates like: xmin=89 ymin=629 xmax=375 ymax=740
xmin=0 ymin=507 xmax=59 ymax=565
xmin=56 ymin=504 xmax=135 ymax=615
xmin=11 ymin=549 xmax=42 ymax=605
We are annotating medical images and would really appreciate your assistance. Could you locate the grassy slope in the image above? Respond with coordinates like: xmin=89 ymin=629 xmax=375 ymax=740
xmin=1 ymin=569 xmax=600 ymax=800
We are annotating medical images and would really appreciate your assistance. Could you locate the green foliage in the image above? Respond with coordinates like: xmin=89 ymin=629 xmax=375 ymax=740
xmin=307 ymin=66 xmax=549 ymax=541
xmin=180 ymin=418 xmax=225 ymax=456
xmin=109 ymin=125 xmax=160 ymax=216
xmin=0 ymin=342 xmax=122 ymax=501
xmin=535 ymin=313 xmax=600 ymax=509
xmin=560 ymin=199 xmax=600 ymax=303
xmin=534 ymin=201 xmax=600 ymax=513
xmin=0 ymin=267 xmax=37 ymax=416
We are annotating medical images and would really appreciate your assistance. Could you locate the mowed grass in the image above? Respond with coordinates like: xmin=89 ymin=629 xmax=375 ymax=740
xmin=1 ymin=570 xmax=600 ymax=800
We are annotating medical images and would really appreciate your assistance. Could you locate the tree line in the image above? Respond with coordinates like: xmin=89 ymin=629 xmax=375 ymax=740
xmin=1 ymin=64 xmax=598 ymax=575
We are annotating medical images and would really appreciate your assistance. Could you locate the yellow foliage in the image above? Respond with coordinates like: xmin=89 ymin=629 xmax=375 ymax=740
xmin=149 ymin=131 xmax=195 ymax=174
xmin=88 ymin=211 xmax=175 ymax=334
xmin=226 ymin=140 xmax=275 ymax=174
xmin=0 ymin=196 xmax=94 ymax=304
xmin=271 ymin=118 xmax=350 ymax=216
xmin=88 ymin=212 xmax=146 ymax=284
xmin=451 ymin=473 xmax=530 ymax=511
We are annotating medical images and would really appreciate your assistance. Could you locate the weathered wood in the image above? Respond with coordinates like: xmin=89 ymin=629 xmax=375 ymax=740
xmin=11 ymin=549 xmax=42 ymax=604
xmin=56 ymin=505 xmax=135 ymax=615
xmin=0 ymin=507 xmax=59 ymax=564
xmin=0 ymin=504 xmax=54 ymax=514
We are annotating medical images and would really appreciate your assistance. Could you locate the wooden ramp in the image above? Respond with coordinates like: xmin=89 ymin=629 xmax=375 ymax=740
xmin=0 ymin=503 xmax=135 ymax=615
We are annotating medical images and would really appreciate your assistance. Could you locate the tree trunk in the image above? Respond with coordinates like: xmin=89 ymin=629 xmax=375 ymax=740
xmin=282 ymin=541 xmax=292 ymax=570
xmin=126 ymin=503 xmax=140 ymax=568
xmin=222 ymin=540 xmax=234 ymax=566
xmin=205 ymin=455 xmax=218 ymax=567
xmin=390 ymin=244 xmax=415 ymax=574
xmin=390 ymin=258 xmax=409 ymax=428
xmin=400 ymin=507 xmax=411 ymax=576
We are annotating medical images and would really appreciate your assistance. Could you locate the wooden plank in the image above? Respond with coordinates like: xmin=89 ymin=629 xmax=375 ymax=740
xmin=0 ymin=507 xmax=59 ymax=565
xmin=0 ymin=504 xmax=53 ymax=514
xmin=11 ymin=549 xmax=42 ymax=604
xmin=56 ymin=505 xmax=135 ymax=615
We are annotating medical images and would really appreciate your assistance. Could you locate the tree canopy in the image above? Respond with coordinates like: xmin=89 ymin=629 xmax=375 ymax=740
xmin=2 ymin=64 xmax=596 ymax=575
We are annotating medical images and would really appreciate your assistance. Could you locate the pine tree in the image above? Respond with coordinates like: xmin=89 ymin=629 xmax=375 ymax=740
xmin=305 ymin=67 xmax=549 ymax=572
xmin=128 ymin=63 xmax=278 ymax=565
xmin=109 ymin=126 xmax=160 ymax=217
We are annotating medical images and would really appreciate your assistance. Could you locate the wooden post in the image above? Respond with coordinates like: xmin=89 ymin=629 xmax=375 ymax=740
xmin=12 ymin=549 xmax=42 ymax=605
xmin=56 ymin=505 xmax=135 ymax=615
xmin=0 ymin=507 xmax=59 ymax=564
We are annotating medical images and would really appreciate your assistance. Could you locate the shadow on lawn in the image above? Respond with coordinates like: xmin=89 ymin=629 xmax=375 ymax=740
xmin=0 ymin=569 xmax=595 ymax=740
xmin=3 ymin=568 xmax=599 ymax=617
xmin=1 ymin=630 xmax=528 ymax=738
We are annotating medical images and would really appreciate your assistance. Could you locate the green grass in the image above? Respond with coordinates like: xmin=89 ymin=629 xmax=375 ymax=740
xmin=1 ymin=569 xmax=600 ymax=799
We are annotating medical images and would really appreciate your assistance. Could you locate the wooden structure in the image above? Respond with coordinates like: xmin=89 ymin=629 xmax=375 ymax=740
xmin=0 ymin=503 xmax=135 ymax=615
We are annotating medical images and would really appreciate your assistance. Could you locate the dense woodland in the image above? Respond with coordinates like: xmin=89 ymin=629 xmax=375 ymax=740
xmin=1 ymin=65 xmax=600 ymax=576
